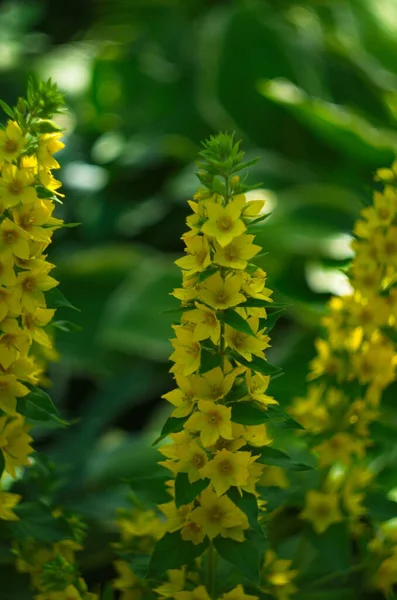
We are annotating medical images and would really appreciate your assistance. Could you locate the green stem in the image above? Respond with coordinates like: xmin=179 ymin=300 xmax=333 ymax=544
xmin=206 ymin=543 xmax=217 ymax=598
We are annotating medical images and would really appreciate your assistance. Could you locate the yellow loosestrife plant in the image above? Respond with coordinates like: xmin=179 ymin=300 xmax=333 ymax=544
xmin=113 ymin=134 xmax=300 ymax=599
xmin=0 ymin=82 xmax=98 ymax=600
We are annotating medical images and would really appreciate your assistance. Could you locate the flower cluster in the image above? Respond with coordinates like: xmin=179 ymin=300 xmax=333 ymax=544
xmin=0 ymin=81 xmax=66 ymax=518
xmin=289 ymin=163 xmax=397 ymax=594
xmin=112 ymin=135 xmax=298 ymax=599
xmin=0 ymin=82 xmax=98 ymax=600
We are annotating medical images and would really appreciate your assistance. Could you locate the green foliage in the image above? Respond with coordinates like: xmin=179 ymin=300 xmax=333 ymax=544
xmin=148 ymin=532 xmax=208 ymax=577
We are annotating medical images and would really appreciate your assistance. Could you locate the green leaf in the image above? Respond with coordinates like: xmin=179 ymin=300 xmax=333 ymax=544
xmin=366 ymin=491 xmax=397 ymax=521
xmin=247 ymin=213 xmax=271 ymax=228
xmin=0 ymin=99 xmax=15 ymax=118
xmin=227 ymin=488 xmax=261 ymax=533
xmin=214 ymin=531 xmax=264 ymax=584
xmin=148 ymin=532 xmax=208 ymax=577
xmin=45 ymin=287 xmax=80 ymax=311
xmin=10 ymin=503 xmax=72 ymax=543
xmin=308 ymin=522 xmax=351 ymax=573
xmin=198 ymin=267 xmax=218 ymax=283
xmin=263 ymin=308 xmax=286 ymax=333
xmin=18 ymin=386 xmax=68 ymax=426
xmin=256 ymin=447 xmax=291 ymax=468
xmin=229 ymin=351 xmax=282 ymax=375
xmin=199 ymin=348 xmax=222 ymax=374
xmin=220 ymin=308 xmax=256 ymax=337
xmin=51 ymin=320 xmax=82 ymax=332
xmin=62 ymin=222 xmax=81 ymax=228
xmin=266 ymin=405 xmax=305 ymax=430
xmin=152 ymin=416 xmax=187 ymax=446
xmin=232 ymin=402 xmax=268 ymax=425
xmin=32 ymin=119 xmax=62 ymax=133
xmin=175 ymin=473 xmax=209 ymax=508
xmin=35 ymin=185 xmax=58 ymax=199
xmin=381 ymin=326 xmax=397 ymax=344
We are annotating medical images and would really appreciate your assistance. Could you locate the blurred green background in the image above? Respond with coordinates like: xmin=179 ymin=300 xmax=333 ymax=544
xmin=2 ymin=0 xmax=397 ymax=589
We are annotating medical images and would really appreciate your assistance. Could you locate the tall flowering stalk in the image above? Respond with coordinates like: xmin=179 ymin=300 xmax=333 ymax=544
xmin=290 ymin=164 xmax=397 ymax=596
xmin=0 ymin=82 xmax=98 ymax=600
xmin=113 ymin=134 xmax=299 ymax=599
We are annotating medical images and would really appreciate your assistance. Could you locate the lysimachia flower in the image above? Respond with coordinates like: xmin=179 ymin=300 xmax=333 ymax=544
xmin=139 ymin=134 xmax=297 ymax=598
xmin=289 ymin=161 xmax=397 ymax=594
xmin=0 ymin=82 xmax=98 ymax=600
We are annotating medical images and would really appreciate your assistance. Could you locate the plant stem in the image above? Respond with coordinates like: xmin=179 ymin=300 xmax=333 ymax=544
xmin=206 ymin=543 xmax=217 ymax=598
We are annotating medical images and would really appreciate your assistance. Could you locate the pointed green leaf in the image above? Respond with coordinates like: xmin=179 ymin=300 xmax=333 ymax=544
xmin=45 ymin=288 xmax=80 ymax=311
xmin=220 ymin=309 xmax=256 ymax=337
xmin=199 ymin=348 xmax=222 ymax=374
xmin=51 ymin=320 xmax=82 ymax=333
xmin=232 ymin=402 xmax=268 ymax=425
xmin=152 ymin=416 xmax=187 ymax=446
xmin=148 ymin=532 xmax=208 ymax=577
xmin=17 ymin=386 xmax=68 ymax=426
xmin=229 ymin=351 xmax=282 ymax=375
xmin=227 ymin=488 xmax=261 ymax=533
xmin=214 ymin=530 xmax=265 ymax=584
xmin=0 ymin=99 xmax=15 ymax=118
xmin=175 ymin=473 xmax=209 ymax=508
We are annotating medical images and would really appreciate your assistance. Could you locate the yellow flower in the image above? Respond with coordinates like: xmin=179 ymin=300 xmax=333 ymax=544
xmin=0 ymin=373 xmax=29 ymax=414
xmin=289 ymin=385 xmax=329 ymax=434
xmin=113 ymin=560 xmax=146 ymax=600
xmin=0 ymin=217 xmax=30 ymax=259
xmin=15 ymin=268 xmax=58 ymax=312
xmin=22 ymin=308 xmax=56 ymax=349
xmin=189 ymin=487 xmax=249 ymax=540
xmin=0 ymin=164 xmax=37 ymax=208
xmin=308 ymin=339 xmax=342 ymax=381
xmin=175 ymin=235 xmax=212 ymax=274
xmin=244 ymin=424 xmax=273 ymax=447
xmin=245 ymin=371 xmax=277 ymax=407
xmin=214 ymin=235 xmax=261 ymax=270
xmin=221 ymin=585 xmax=259 ymax=600
xmin=12 ymin=200 xmax=53 ymax=243
xmin=315 ymin=433 xmax=365 ymax=467
xmin=262 ymin=550 xmax=297 ymax=600
xmin=185 ymin=400 xmax=232 ymax=447
xmin=37 ymin=133 xmax=65 ymax=169
xmin=300 ymin=490 xmax=343 ymax=534
xmin=158 ymin=501 xmax=193 ymax=533
xmin=0 ymin=120 xmax=25 ymax=161
xmin=170 ymin=325 xmax=201 ymax=376
xmin=0 ymin=286 xmax=19 ymax=322
xmin=192 ymin=367 xmax=242 ymax=402
xmin=0 ymin=414 xmax=33 ymax=477
xmin=176 ymin=439 xmax=208 ymax=483
xmin=154 ymin=569 xmax=185 ymax=598
xmin=0 ymin=490 xmax=21 ymax=520
xmin=0 ymin=254 xmax=17 ymax=286
xmin=162 ymin=374 xmax=196 ymax=417
xmin=202 ymin=196 xmax=246 ymax=246
xmin=200 ymin=449 xmax=254 ymax=496
xmin=186 ymin=199 xmax=207 ymax=234
xmin=199 ymin=272 xmax=245 ymax=310
xmin=373 ymin=553 xmax=397 ymax=597
xmin=175 ymin=586 xmax=211 ymax=600
xmin=0 ymin=318 xmax=30 ymax=369
xmin=180 ymin=519 xmax=205 ymax=545
xmin=225 ymin=317 xmax=270 ymax=362
xmin=182 ymin=303 xmax=221 ymax=344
